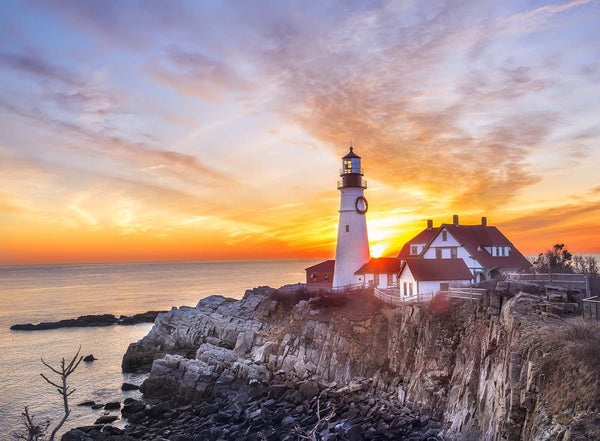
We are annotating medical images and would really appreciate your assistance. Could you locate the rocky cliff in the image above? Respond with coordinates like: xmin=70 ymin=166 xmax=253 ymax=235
xmin=119 ymin=283 xmax=599 ymax=441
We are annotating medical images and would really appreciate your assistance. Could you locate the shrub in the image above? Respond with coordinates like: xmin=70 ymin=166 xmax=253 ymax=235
xmin=537 ymin=319 xmax=600 ymax=414
xmin=269 ymin=287 xmax=312 ymax=308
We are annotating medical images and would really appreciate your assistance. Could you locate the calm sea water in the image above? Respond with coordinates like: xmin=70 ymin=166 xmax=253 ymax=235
xmin=0 ymin=259 xmax=320 ymax=439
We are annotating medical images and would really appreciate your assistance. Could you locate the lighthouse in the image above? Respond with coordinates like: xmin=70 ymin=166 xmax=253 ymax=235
xmin=332 ymin=147 xmax=370 ymax=289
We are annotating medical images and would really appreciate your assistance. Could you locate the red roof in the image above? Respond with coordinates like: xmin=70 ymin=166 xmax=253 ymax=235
xmin=433 ymin=224 xmax=531 ymax=271
xmin=400 ymin=258 xmax=473 ymax=281
xmin=305 ymin=260 xmax=335 ymax=272
xmin=397 ymin=227 xmax=439 ymax=258
xmin=354 ymin=258 xmax=401 ymax=274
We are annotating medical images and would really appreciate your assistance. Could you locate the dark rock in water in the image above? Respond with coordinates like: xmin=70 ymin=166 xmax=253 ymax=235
xmin=94 ymin=415 xmax=119 ymax=424
xmin=90 ymin=403 xmax=104 ymax=410
xmin=121 ymin=382 xmax=139 ymax=391
xmin=121 ymin=399 xmax=146 ymax=417
xmin=77 ymin=400 xmax=96 ymax=407
xmin=83 ymin=354 xmax=96 ymax=362
xmin=104 ymin=401 xmax=120 ymax=410
xmin=10 ymin=310 xmax=166 ymax=331
xmin=101 ymin=425 xmax=124 ymax=435
xmin=119 ymin=310 xmax=164 ymax=325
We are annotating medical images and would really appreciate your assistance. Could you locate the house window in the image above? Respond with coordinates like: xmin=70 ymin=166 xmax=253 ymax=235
xmin=436 ymin=248 xmax=442 ymax=259
xmin=387 ymin=274 xmax=394 ymax=286
xmin=411 ymin=245 xmax=418 ymax=255
xmin=403 ymin=282 xmax=407 ymax=296
xmin=345 ymin=225 xmax=349 ymax=232
xmin=409 ymin=283 xmax=413 ymax=295
xmin=311 ymin=273 xmax=317 ymax=281
xmin=324 ymin=274 xmax=329 ymax=281
xmin=440 ymin=282 xmax=449 ymax=292
xmin=442 ymin=231 xmax=447 ymax=241
xmin=451 ymin=247 xmax=457 ymax=258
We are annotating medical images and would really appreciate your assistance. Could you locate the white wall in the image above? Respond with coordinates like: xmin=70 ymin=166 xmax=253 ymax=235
xmin=418 ymin=280 xmax=471 ymax=293
xmin=333 ymin=187 xmax=370 ymax=288
xmin=398 ymin=266 xmax=417 ymax=296
xmin=422 ymin=228 xmax=484 ymax=277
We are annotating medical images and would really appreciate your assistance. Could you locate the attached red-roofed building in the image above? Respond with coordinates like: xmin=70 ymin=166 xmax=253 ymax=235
xmin=305 ymin=260 xmax=335 ymax=292
xmin=354 ymin=257 xmax=401 ymax=288
xmin=397 ymin=258 xmax=473 ymax=297
xmin=419 ymin=215 xmax=531 ymax=282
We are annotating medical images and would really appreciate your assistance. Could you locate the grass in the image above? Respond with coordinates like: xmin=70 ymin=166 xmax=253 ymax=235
xmin=537 ymin=318 xmax=600 ymax=415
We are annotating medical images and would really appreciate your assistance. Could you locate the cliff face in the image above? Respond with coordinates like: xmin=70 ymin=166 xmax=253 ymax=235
xmin=123 ymin=284 xmax=598 ymax=440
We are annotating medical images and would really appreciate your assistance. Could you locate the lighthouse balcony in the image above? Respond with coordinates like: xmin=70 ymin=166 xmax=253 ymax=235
xmin=337 ymin=178 xmax=367 ymax=189
xmin=339 ymin=167 xmax=364 ymax=176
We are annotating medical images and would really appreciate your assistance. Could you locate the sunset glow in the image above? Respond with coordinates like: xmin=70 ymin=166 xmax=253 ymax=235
xmin=1 ymin=1 xmax=600 ymax=264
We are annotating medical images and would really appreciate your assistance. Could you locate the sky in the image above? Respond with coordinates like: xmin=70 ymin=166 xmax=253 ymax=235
xmin=0 ymin=0 xmax=599 ymax=265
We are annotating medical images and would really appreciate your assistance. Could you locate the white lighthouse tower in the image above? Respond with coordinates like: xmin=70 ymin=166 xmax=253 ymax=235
xmin=333 ymin=147 xmax=370 ymax=289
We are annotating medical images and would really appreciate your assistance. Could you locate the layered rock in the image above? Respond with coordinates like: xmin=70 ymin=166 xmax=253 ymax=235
xmin=120 ymin=283 xmax=598 ymax=440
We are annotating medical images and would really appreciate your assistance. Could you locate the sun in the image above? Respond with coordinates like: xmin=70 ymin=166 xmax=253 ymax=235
xmin=370 ymin=243 xmax=386 ymax=258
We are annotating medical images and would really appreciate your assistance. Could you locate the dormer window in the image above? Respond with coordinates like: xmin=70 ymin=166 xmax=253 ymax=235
xmin=442 ymin=231 xmax=447 ymax=241
xmin=411 ymin=245 xmax=418 ymax=255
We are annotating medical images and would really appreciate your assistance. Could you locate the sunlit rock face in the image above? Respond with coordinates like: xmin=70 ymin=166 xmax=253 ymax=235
xmin=124 ymin=284 xmax=597 ymax=441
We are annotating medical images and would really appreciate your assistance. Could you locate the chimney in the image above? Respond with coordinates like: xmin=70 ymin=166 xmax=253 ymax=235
xmin=481 ymin=216 xmax=487 ymax=227
xmin=427 ymin=219 xmax=433 ymax=230
xmin=453 ymin=214 xmax=459 ymax=226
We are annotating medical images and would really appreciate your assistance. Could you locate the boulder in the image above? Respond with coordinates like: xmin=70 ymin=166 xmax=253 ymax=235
xmin=121 ymin=382 xmax=140 ymax=391
xmin=104 ymin=401 xmax=120 ymax=410
xmin=298 ymin=381 xmax=320 ymax=399
xmin=77 ymin=400 xmax=96 ymax=407
xmin=94 ymin=415 xmax=119 ymax=424
xmin=83 ymin=354 xmax=96 ymax=362
xmin=121 ymin=399 xmax=146 ymax=417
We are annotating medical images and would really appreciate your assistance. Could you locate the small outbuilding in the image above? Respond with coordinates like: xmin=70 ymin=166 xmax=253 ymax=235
xmin=305 ymin=260 xmax=335 ymax=292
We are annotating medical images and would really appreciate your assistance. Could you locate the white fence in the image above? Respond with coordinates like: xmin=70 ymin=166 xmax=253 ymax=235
xmin=331 ymin=283 xmax=369 ymax=293
xmin=374 ymin=287 xmax=485 ymax=306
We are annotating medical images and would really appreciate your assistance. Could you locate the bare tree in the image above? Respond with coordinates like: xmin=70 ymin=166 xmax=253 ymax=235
xmin=39 ymin=347 xmax=83 ymax=441
xmin=10 ymin=406 xmax=49 ymax=441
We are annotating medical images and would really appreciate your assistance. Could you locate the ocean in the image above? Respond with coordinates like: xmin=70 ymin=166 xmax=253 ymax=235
xmin=0 ymin=259 xmax=320 ymax=439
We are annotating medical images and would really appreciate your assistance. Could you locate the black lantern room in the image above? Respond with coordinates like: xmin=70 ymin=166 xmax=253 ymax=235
xmin=339 ymin=147 xmax=367 ymax=189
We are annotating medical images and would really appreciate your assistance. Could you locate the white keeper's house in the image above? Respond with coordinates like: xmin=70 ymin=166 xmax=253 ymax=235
xmin=305 ymin=147 xmax=531 ymax=294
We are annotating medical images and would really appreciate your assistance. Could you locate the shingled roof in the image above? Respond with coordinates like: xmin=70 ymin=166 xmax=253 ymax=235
xmin=397 ymin=227 xmax=439 ymax=258
xmin=305 ymin=260 xmax=335 ymax=272
xmin=400 ymin=258 xmax=473 ymax=281
xmin=354 ymin=257 xmax=401 ymax=274
xmin=434 ymin=224 xmax=531 ymax=271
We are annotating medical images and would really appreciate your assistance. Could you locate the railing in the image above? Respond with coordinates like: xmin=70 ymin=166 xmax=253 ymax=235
xmin=506 ymin=273 xmax=590 ymax=297
xmin=331 ymin=283 xmax=369 ymax=293
xmin=374 ymin=287 xmax=485 ymax=306
xmin=582 ymin=296 xmax=600 ymax=320
xmin=339 ymin=168 xmax=365 ymax=175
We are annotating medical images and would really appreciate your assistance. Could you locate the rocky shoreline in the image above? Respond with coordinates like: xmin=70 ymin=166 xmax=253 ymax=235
xmin=64 ymin=377 xmax=442 ymax=440
xmin=62 ymin=282 xmax=600 ymax=440
xmin=10 ymin=311 xmax=166 ymax=331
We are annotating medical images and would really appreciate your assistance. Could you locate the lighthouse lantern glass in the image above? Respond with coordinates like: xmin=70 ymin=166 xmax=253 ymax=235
xmin=343 ymin=158 xmax=361 ymax=174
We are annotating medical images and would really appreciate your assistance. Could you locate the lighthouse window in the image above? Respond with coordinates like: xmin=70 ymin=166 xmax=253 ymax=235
xmin=345 ymin=225 xmax=349 ymax=232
